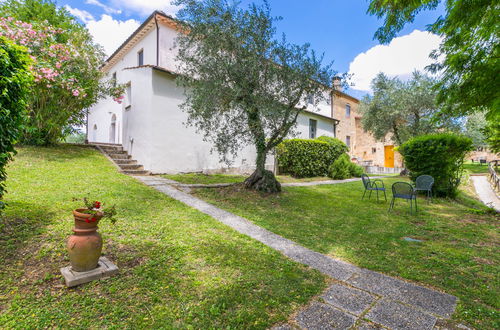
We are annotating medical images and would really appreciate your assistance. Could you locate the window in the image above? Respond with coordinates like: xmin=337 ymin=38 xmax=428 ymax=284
xmin=112 ymin=72 xmax=117 ymax=87
xmin=345 ymin=104 xmax=351 ymax=118
xmin=138 ymin=49 xmax=144 ymax=66
xmin=309 ymin=119 xmax=317 ymax=139
xmin=372 ymin=147 xmax=377 ymax=153
xmin=346 ymin=135 xmax=351 ymax=148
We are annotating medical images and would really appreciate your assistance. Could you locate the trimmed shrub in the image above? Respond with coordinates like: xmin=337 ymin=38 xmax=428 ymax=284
xmin=0 ymin=37 xmax=32 ymax=212
xmin=276 ymin=137 xmax=348 ymax=177
xmin=349 ymin=162 xmax=365 ymax=177
xmin=399 ymin=133 xmax=473 ymax=197
xmin=328 ymin=153 xmax=351 ymax=179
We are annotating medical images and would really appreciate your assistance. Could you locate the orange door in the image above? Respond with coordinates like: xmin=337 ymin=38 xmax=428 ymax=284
xmin=384 ymin=145 xmax=395 ymax=168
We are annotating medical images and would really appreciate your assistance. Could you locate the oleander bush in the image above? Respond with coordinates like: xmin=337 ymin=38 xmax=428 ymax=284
xmin=276 ymin=136 xmax=348 ymax=177
xmin=399 ymin=133 xmax=473 ymax=197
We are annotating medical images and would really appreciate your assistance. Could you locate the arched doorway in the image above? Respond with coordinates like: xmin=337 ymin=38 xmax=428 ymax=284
xmin=109 ymin=114 xmax=116 ymax=143
xmin=92 ymin=124 xmax=97 ymax=142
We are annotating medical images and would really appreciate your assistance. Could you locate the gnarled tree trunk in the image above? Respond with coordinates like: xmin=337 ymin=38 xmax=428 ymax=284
xmin=244 ymin=147 xmax=281 ymax=193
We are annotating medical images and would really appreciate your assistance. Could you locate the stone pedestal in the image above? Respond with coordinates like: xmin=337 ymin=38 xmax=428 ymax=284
xmin=60 ymin=256 xmax=118 ymax=287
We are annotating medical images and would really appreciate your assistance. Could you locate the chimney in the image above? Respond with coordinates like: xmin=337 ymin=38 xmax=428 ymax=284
xmin=333 ymin=76 xmax=342 ymax=92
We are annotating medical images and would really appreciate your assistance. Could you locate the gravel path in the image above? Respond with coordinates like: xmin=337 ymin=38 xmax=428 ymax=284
xmin=134 ymin=175 xmax=458 ymax=330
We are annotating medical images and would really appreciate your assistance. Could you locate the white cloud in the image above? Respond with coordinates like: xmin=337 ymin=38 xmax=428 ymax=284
xmin=65 ymin=5 xmax=94 ymax=23
xmin=86 ymin=15 xmax=140 ymax=56
xmin=348 ymin=30 xmax=442 ymax=92
xmin=85 ymin=0 xmax=121 ymax=14
xmin=111 ymin=0 xmax=180 ymax=16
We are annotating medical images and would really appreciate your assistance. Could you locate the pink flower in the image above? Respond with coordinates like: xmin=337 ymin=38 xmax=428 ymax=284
xmin=72 ymin=89 xmax=80 ymax=97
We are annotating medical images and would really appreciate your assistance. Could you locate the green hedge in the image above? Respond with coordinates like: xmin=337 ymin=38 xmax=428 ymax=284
xmin=0 ymin=37 xmax=32 ymax=212
xmin=276 ymin=136 xmax=348 ymax=178
xmin=399 ymin=133 xmax=473 ymax=197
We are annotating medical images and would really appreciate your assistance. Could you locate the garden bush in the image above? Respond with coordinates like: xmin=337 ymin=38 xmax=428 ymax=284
xmin=399 ymin=133 xmax=473 ymax=197
xmin=349 ymin=162 xmax=365 ymax=177
xmin=0 ymin=37 xmax=32 ymax=211
xmin=328 ymin=153 xmax=351 ymax=179
xmin=276 ymin=137 xmax=348 ymax=177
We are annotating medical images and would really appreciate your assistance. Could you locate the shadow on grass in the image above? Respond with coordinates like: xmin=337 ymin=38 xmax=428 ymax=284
xmin=0 ymin=201 xmax=58 ymax=263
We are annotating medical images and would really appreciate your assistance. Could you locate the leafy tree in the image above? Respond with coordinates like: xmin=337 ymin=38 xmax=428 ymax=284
xmin=0 ymin=1 xmax=119 ymax=145
xmin=360 ymin=71 xmax=455 ymax=145
xmin=0 ymin=36 xmax=32 ymax=212
xmin=399 ymin=133 xmax=473 ymax=197
xmin=367 ymin=0 xmax=499 ymax=120
xmin=463 ymin=112 xmax=488 ymax=148
xmin=484 ymin=122 xmax=500 ymax=154
xmin=174 ymin=0 xmax=335 ymax=192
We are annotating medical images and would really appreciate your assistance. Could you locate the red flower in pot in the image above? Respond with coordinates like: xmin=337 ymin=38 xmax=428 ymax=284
xmin=68 ymin=198 xmax=117 ymax=272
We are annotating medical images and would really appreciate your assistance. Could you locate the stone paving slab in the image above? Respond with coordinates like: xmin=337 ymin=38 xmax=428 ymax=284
xmin=295 ymin=302 xmax=357 ymax=329
xmin=133 ymin=176 xmax=458 ymax=329
xmin=321 ymin=283 xmax=377 ymax=316
xmin=60 ymin=257 xmax=118 ymax=287
xmin=347 ymin=269 xmax=457 ymax=318
xmin=365 ymin=299 xmax=437 ymax=330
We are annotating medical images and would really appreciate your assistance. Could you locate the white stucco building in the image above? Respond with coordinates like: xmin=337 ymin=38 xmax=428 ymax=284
xmin=88 ymin=11 xmax=345 ymax=174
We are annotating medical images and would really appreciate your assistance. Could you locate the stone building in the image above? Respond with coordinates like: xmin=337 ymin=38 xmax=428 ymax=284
xmin=332 ymin=88 xmax=404 ymax=171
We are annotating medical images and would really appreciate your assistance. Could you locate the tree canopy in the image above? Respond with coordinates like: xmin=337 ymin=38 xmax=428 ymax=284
xmin=360 ymin=71 xmax=458 ymax=145
xmin=367 ymin=0 xmax=499 ymax=121
xmin=0 ymin=0 xmax=119 ymax=145
xmin=173 ymin=0 xmax=336 ymax=192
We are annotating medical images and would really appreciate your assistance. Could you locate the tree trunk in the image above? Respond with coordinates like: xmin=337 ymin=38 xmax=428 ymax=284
xmin=244 ymin=148 xmax=281 ymax=193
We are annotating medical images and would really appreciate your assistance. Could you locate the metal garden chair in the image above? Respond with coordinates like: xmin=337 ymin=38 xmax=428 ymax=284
xmin=389 ymin=182 xmax=417 ymax=214
xmin=413 ymin=175 xmax=434 ymax=201
xmin=361 ymin=174 xmax=387 ymax=201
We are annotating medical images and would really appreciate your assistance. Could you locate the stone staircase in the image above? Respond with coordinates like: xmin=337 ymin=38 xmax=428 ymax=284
xmin=94 ymin=143 xmax=149 ymax=176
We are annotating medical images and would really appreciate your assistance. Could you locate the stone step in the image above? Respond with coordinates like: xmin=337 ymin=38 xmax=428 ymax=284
xmin=119 ymin=164 xmax=144 ymax=171
xmin=114 ymin=159 xmax=137 ymax=165
xmin=123 ymin=170 xmax=150 ymax=176
xmin=101 ymin=146 xmax=123 ymax=152
xmin=106 ymin=150 xmax=127 ymax=155
xmin=109 ymin=153 xmax=131 ymax=160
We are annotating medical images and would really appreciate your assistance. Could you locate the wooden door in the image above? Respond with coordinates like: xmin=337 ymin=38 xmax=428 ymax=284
xmin=384 ymin=145 xmax=395 ymax=168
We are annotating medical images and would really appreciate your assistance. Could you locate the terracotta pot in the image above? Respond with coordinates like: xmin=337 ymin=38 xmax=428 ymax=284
xmin=73 ymin=208 xmax=103 ymax=229
xmin=67 ymin=209 xmax=104 ymax=272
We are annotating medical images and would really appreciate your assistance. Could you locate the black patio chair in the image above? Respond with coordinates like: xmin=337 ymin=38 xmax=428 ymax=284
xmin=361 ymin=174 xmax=387 ymax=201
xmin=413 ymin=175 xmax=434 ymax=201
xmin=389 ymin=182 xmax=417 ymax=214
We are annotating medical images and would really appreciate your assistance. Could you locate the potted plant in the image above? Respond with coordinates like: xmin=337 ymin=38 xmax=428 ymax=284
xmin=67 ymin=198 xmax=117 ymax=272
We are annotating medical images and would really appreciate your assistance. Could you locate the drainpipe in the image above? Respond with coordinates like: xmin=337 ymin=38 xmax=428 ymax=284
xmin=154 ymin=15 xmax=159 ymax=66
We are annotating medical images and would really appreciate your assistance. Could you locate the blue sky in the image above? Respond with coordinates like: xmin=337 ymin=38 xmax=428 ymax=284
xmin=60 ymin=0 xmax=445 ymax=95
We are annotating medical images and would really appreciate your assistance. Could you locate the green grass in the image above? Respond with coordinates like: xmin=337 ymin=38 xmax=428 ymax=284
xmin=161 ymin=173 xmax=335 ymax=185
xmin=194 ymin=178 xmax=500 ymax=329
xmin=463 ymin=161 xmax=490 ymax=174
xmin=162 ymin=173 xmax=246 ymax=184
xmin=0 ymin=146 xmax=326 ymax=328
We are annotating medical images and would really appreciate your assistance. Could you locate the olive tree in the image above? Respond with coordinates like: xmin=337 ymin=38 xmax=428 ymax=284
xmin=174 ymin=0 xmax=335 ymax=192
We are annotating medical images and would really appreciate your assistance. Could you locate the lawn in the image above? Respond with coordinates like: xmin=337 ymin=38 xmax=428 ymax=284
xmin=195 ymin=178 xmax=500 ymax=329
xmin=161 ymin=173 xmax=334 ymax=185
xmin=463 ymin=161 xmax=490 ymax=174
xmin=0 ymin=145 xmax=326 ymax=328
